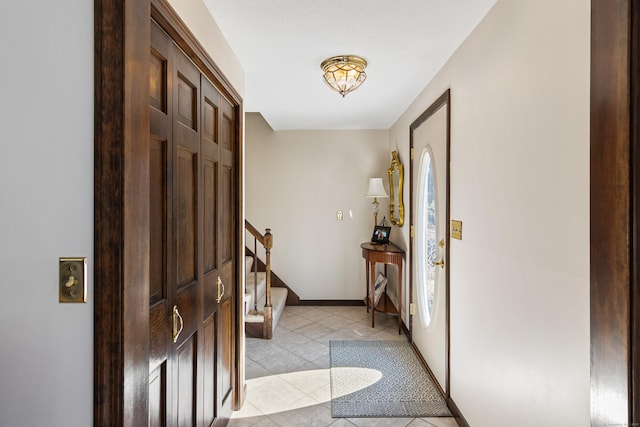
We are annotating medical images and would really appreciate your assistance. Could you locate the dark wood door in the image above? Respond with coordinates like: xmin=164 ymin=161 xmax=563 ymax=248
xmin=149 ymin=20 xmax=235 ymax=427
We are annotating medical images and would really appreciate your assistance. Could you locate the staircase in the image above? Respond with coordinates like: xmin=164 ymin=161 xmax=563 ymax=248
xmin=244 ymin=221 xmax=298 ymax=339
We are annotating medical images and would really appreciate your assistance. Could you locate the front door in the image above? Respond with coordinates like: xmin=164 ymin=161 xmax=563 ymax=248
xmin=410 ymin=90 xmax=450 ymax=398
xmin=149 ymin=20 xmax=236 ymax=426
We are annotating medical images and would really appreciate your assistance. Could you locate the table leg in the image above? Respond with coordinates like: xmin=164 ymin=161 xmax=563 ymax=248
xmin=370 ymin=261 xmax=376 ymax=328
xmin=365 ymin=259 xmax=370 ymax=314
xmin=397 ymin=260 xmax=403 ymax=334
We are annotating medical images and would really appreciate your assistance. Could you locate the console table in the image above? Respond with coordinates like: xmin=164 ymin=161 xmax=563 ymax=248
xmin=360 ymin=242 xmax=404 ymax=334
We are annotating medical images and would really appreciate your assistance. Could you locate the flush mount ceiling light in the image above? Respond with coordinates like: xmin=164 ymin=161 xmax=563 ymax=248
xmin=321 ymin=55 xmax=367 ymax=97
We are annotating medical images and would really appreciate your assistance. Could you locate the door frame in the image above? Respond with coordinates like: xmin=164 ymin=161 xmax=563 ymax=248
xmin=93 ymin=0 xmax=244 ymax=424
xmin=408 ymin=89 xmax=451 ymax=402
xmin=590 ymin=0 xmax=639 ymax=424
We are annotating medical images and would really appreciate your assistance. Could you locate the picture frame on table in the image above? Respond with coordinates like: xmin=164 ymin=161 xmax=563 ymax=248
xmin=371 ymin=225 xmax=391 ymax=244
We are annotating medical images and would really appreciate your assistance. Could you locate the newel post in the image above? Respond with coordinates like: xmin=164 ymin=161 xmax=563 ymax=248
xmin=263 ymin=228 xmax=273 ymax=338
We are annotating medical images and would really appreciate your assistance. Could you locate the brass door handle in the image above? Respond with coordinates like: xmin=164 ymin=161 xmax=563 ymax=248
xmin=433 ymin=259 xmax=445 ymax=269
xmin=172 ymin=305 xmax=184 ymax=343
xmin=216 ymin=276 xmax=225 ymax=303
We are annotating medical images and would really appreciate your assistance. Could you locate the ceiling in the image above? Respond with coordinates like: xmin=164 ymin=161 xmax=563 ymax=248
xmin=204 ymin=0 xmax=497 ymax=130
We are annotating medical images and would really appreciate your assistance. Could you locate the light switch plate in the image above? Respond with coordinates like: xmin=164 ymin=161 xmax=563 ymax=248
xmin=59 ymin=257 xmax=87 ymax=303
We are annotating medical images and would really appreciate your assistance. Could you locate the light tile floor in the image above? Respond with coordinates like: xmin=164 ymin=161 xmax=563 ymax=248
xmin=229 ymin=305 xmax=458 ymax=427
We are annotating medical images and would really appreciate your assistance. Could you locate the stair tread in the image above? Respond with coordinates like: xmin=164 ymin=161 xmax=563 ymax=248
xmin=244 ymin=272 xmax=267 ymax=314
xmin=245 ymin=271 xmax=267 ymax=285
xmin=245 ymin=287 xmax=288 ymax=323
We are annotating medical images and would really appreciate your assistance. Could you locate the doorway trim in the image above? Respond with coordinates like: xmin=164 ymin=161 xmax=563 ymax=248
xmin=590 ymin=0 xmax=638 ymax=424
xmin=93 ymin=0 xmax=244 ymax=424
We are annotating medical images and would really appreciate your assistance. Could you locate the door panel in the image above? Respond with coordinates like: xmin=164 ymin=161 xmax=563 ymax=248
xmin=150 ymin=53 xmax=166 ymax=112
xmin=221 ymin=166 xmax=233 ymax=266
xmin=410 ymin=91 xmax=450 ymax=397
xmin=218 ymin=297 xmax=233 ymax=408
xmin=176 ymin=337 xmax=196 ymax=426
xmin=203 ymin=160 xmax=218 ymax=273
xmin=220 ymin=100 xmax=234 ymax=270
xmin=176 ymin=76 xmax=197 ymax=130
xmin=176 ymin=147 xmax=197 ymax=287
xmin=202 ymin=315 xmax=216 ymax=424
xmin=149 ymin=135 xmax=169 ymax=369
xmin=150 ymin=136 xmax=168 ymax=305
xmin=149 ymin=364 xmax=166 ymax=427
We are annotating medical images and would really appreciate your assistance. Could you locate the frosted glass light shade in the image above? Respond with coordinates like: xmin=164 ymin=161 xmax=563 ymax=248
xmin=365 ymin=178 xmax=388 ymax=198
xmin=321 ymin=55 xmax=367 ymax=97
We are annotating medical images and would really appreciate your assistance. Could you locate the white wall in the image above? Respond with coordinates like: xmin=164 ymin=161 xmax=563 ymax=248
xmin=168 ymin=0 xmax=244 ymax=96
xmin=0 ymin=1 xmax=94 ymax=425
xmin=0 ymin=1 xmax=242 ymax=425
xmin=245 ymin=113 xmax=389 ymax=300
xmin=389 ymin=0 xmax=590 ymax=426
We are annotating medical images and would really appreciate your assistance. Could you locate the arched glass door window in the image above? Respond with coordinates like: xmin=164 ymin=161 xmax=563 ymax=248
xmin=416 ymin=148 xmax=437 ymax=328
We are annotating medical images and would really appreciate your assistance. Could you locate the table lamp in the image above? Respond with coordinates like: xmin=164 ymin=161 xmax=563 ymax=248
xmin=365 ymin=178 xmax=389 ymax=226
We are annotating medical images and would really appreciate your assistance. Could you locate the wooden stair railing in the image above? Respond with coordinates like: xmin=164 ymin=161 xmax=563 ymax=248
xmin=245 ymin=220 xmax=274 ymax=338
xmin=245 ymin=221 xmax=300 ymax=338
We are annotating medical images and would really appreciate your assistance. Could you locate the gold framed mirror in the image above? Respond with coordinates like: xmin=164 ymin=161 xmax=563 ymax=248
xmin=388 ymin=150 xmax=405 ymax=226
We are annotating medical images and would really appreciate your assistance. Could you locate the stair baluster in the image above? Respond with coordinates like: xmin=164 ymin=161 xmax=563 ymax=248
xmin=251 ymin=234 xmax=258 ymax=315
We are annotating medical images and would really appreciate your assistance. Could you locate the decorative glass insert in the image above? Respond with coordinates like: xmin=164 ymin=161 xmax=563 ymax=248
xmin=416 ymin=149 xmax=437 ymax=328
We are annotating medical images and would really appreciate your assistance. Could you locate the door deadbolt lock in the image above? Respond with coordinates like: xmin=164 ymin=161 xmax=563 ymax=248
xmin=59 ymin=257 xmax=87 ymax=303
xmin=433 ymin=259 xmax=445 ymax=269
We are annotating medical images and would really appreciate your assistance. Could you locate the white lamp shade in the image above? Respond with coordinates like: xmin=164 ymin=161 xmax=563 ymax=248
xmin=365 ymin=178 xmax=388 ymax=198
